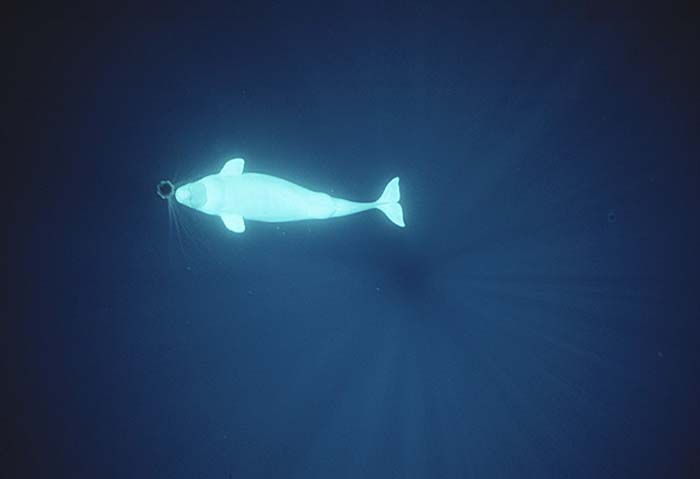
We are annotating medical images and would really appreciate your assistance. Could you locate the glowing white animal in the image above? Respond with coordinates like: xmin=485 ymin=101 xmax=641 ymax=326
xmin=174 ymin=158 xmax=405 ymax=233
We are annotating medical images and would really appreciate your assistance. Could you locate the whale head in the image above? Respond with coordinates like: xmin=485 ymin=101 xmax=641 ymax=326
xmin=175 ymin=181 xmax=208 ymax=210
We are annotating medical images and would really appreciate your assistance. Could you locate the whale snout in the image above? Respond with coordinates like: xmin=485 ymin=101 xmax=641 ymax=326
xmin=175 ymin=186 xmax=190 ymax=203
xmin=175 ymin=182 xmax=208 ymax=210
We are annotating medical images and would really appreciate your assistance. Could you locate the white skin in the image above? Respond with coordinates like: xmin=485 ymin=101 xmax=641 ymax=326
xmin=175 ymin=158 xmax=404 ymax=233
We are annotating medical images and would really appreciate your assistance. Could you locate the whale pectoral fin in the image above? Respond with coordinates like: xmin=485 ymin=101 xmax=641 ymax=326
xmin=221 ymin=214 xmax=246 ymax=233
xmin=220 ymin=158 xmax=245 ymax=176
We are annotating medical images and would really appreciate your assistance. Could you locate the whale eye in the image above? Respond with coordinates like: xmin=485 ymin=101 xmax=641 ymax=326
xmin=157 ymin=180 xmax=174 ymax=199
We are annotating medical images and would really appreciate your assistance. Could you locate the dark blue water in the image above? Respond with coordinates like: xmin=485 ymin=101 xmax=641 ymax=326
xmin=8 ymin=3 xmax=699 ymax=478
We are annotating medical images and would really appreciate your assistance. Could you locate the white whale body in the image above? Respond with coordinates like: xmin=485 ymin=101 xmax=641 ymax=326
xmin=174 ymin=158 xmax=405 ymax=233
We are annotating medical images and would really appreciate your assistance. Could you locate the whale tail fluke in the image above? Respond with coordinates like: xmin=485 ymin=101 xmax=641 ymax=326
xmin=376 ymin=177 xmax=405 ymax=227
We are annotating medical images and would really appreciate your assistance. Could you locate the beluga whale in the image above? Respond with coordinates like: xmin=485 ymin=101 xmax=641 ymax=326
xmin=161 ymin=158 xmax=405 ymax=233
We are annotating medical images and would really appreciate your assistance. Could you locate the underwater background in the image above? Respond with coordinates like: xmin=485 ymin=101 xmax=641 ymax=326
xmin=7 ymin=2 xmax=698 ymax=478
